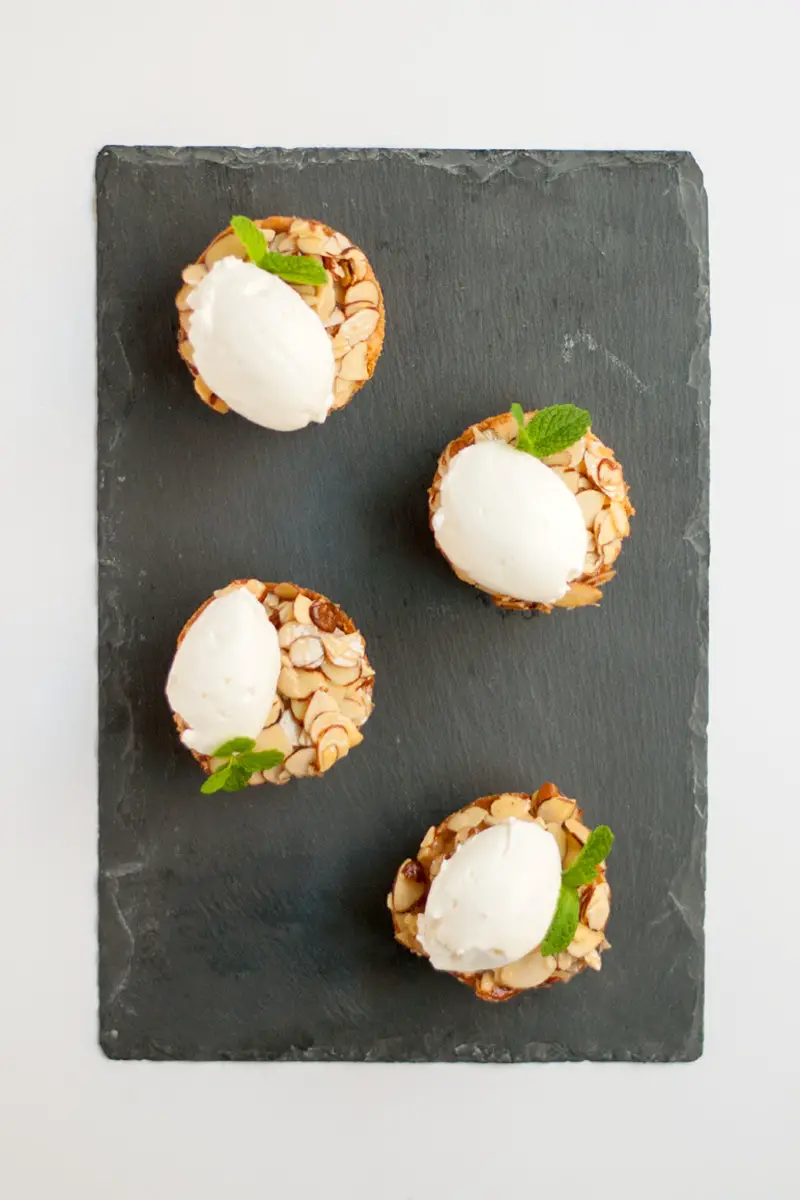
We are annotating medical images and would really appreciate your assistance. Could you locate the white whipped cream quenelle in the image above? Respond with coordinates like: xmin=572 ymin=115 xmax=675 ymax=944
xmin=187 ymin=257 xmax=336 ymax=431
xmin=166 ymin=587 xmax=280 ymax=755
xmin=417 ymin=819 xmax=562 ymax=973
xmin=432 ymin=439 xmax=587 ymax=605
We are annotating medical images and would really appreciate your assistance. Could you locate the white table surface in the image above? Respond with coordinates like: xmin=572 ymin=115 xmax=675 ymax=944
xmin=2 ymin=1 xmax=797 ymax=1196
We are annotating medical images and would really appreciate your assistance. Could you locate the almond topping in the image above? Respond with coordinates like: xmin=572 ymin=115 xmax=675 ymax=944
xmin=284 ymin=747 xmax=317 ymax=778
xmin=338 ymin=343 xmax=370 ymax=382
xmin=489 ymin=793 xmax=532 ymax=821
xmin=278 ymin=666 xmax=327 ymax=699
xmin=535 ymin=796 xmax=577 ymax=825
xmin=345 ymin=280 xmax=380 ymax=308
xmin=446 ymin=806 xmax=486 ymax=833
xmin=567 ymin=925 xmax=604 ymax=959
xmin=289 ymin=636 xmax=325 ymax=669
xmin=585 ymin=882 xmax=611 ymax=930
xmin=338 ymin=308 xmax=380 ymax=346
xmin=497 ymin=950 xmax=556 ymax=990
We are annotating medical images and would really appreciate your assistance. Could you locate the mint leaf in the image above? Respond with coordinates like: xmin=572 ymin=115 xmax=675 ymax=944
xmin=561 ymin=825 xmax=615 ymax=888
xmin=510 ymin=403 xmax=527 ymax=432
xmin=512 ymin=404 xmax=591 ymax=460
xmin=231 ymin=215 xmax=269 ymax=264
xmin=212 ymin=737 xmax=256 ymax=758
xmin=223 ymin=764 xmax=251 ymax=792
xmin=257 ymin=252 xmax=327 ymax=286
xmin=237 ymin=750 xmax=285 ymax=773
xmin=540 ymin=885 xmax=581 ymax=957
xmin=201 ymin=764 xmax=231 ymax=794
xmin=230 ymin=215 xmax=327 ymax=286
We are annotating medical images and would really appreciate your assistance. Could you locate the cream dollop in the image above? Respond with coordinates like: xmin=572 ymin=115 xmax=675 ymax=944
xmin=187 ymin=257 xmax=335 ymax=431
xmin=166 ymin=587 xmax=280 ymax=755
xmin=432 ymin=440 xmax=587 ymax=604
xmin=417 ymin=819 xmax=562 ymax=973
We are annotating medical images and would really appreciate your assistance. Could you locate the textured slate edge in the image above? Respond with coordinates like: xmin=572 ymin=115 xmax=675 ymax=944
xmin=96 ymin=148 xmax=709 ymax=1063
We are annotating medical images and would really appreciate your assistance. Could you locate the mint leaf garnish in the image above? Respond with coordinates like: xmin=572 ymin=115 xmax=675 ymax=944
xmin=237 ymin=750 xmax=286 ymax=773
xmin=230 ymin=214 xmax=327 ymax=286
xmin=512 ymin=404 xmax=591 ymax=459
xmin=540 ymin=885 xmax=580 ymax=957
xmin=201 ymin=765 xmax=231 ymax=794
xmin=561 ymin=825 xmax=615 ymax=889
xmin=213 ymin=737 xmax=256 ymax=758
xmin=200 ymin=735 xmax=284 ymax=795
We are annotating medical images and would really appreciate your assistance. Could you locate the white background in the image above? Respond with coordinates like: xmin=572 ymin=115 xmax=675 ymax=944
xmin=1 ymin=1 xmax=797 ymax=1196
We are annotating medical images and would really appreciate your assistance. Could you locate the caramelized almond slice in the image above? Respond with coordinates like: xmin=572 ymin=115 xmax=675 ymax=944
xmin=333 ymin=378 xmax=356 ymax=408
xmin=553 ymin=581 xmax=603 ymax=608
xmin=279 ymin=621 xmax=319 ymax=647
xmin=392 ymin=862 xmax=426 ymax=913
xmin=317 ymin=726 xmax=350 ymax=772
xmin=577 ymin=489 xmax=606 ymax=528
xmin=265 ymin=696 xmax=283 ymax=727
xmin=496 ymin=950 xmax=556 ymax=990
xmin=253 ymin=724 xmax=293 ymax=759
xmin=585 ymin=882 xmax=611 ymax=930
xmin=345 ymin=280 xmax=380 ymax=308
xmin=289 ymin=637 xmax=325 ymax=669
xmin=566 ymin=925 xmax=604 ymax=959
xmin=303 ymin=689 xmax=339 ymax=733
xmin=290 ymin=698 xmax=309 ymax=722
xmin=446 ymin=806 xmax=486 ymax=833
xmin=321 ymin=632 xmax=365 ymax=667
xmin=338 ymin=343 xmax=369 ymax=382
xmin=284 ymin=747 xmax=317 ymax=778
xmin=338 ymin=308 xmax=380 ymax=346
xmin=489 ymin=793 xmax=532 ymax=820
xmin=293 ymin=593 xmax=313 ymax=624
xmin=320 ymin=660 xmax=361 ymax=686
xmin=536 ymin=796 xmax=576 ymax=825
xmin=274 ymin=583 xmax=300 ymax=600
xmin=203 ymin=232 xmax=247 ymax=266
xmin=278 ymin=666 xmax=327 ymax=699
xmin=564 ymin=817 xmax=591 ymax=844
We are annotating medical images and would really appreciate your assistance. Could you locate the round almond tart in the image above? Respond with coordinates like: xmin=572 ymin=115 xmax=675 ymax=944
xmin=172 ymin=579 xmax=375 ymax=784
xmin=176 ymin=216 xmax=386 ymax=417
xmin=388 ymin=784 xmax=612 ymax=1002
xmin=428 ymin=410 xmax=635 ymax=611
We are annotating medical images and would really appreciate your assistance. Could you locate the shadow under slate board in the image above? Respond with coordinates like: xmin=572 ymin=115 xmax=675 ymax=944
xmin=97 ymin=147 xmax=709 ymax=1062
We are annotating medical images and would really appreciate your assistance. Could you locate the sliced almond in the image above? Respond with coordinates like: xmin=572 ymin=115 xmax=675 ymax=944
xmin=309 ymin=601 xmax=339 ymax=633
xmin=274 ymin=582 xmax=300 ymax=600
xmin=609 ymin=500 xmax=630 ymax=537
xmin=175 ymin=283 xmax=193 ymax=311
xmin=393 ymin=862 xmax=426 ymax=913
xmin=253 ymin=724 xmax=293 ymax=759
xmin=297 ymin=234 xmax=327 ymax=255
xmin=601 ymin=537 xmax=622 ymax=566
xmin=490 ymin=793 xmax=532 ymax=821
xmin=309 ymin=711 xmax=349 ymax=742
xmin=567 ymin=437 xmax=586 ymax=468
xmin=333 ymin=378 xmax=356 ymax=408
xmin=312 ymin=277 xmax=336 ymax=323
xmin=289 ymin=636 xmax=325 ymax=669
xmin=303 ymin=689 xmax=339 ymax=732
xmin=292 ymin=593 xmax=312 ymax=625
xmin=542 ymin=449 xmax=572 ymax=468
xmin=567 ymin=925 xmax=604 ymax=959
xmin=278 ymin=666 xmax=327 ymax=699
xmin=273 ymin=234 xmax=297 ymax=254
xmin=565 ymin=817 xmax=591 ymax=845
xmin=182 ymin=263 xmax=207 ymax=286
xmin=547 ymin=822 xmax=567 ymax=858
xmin=497 ymin=950 xmax=556 ymax=990
xmin=283 ymin=747 xmax=316 ymax=778
xmin=577 ymin=489 xmax=606 ymax=528
xmin=277 ymin=601 xmax=294 ymax=624
xmin=322 ymin=632 xmax=364 ymax=667
xmin=553 ymin=467 xmax=581 ymax=494
xmin=203 ymin=232 xmax=248 ymax=266
xmin=320 ymin=660 xmax=361 ymax=686
xmin=247 ymin=771 xmax=265 ymax=787
xmin=536 ymin=795 xmax=576 ymax=825
xmin=584 ymin=949 xmax=603 ymax=970
xmin=265 ymin=696 xmax=282 ymax=727
xmin=278 ymin=622 xmax=319 ymax=648
xmin=338 ymin=342 xmax=370 ymax=382
xmin=263 ymin=762 xmax=291 ymax=786
xmin=563 ymin=832 xmax=584 ymax=870
xmin=554 ymin=581 xmax=603 ymax=608
xmin=341 ymin=247 xmax=368 ymax=281
xmin=324 ymin=307 xmax=345 ymax=328
xmin=585 ymin=882 xmax=611 ymax=930
xmin=345 ymin=280 xmax=380 ymax=308
xmin=446 ymin=806 xmax=486 ymax=833
xmin=338 ymin=308 xmax=379 ymax=346
xmin=557 ymin=952 xmax=575 ymax=971
xmin=290 ymin=698 xmax=309 ymax=722
xmin=338 ymin=694 xmax=370 ymax=724
xmin=277 ymin=707 xmax=302 ymax=744
xmin=317 ymin=726 xmax=350 ymax=772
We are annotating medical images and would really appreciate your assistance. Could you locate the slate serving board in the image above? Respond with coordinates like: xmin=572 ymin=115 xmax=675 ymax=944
xmin=97 ymin=147 xmax=709 ymax=1062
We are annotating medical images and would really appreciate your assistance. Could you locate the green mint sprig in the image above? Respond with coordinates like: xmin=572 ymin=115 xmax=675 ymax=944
xmin=510 ymin=403 xmax=591 ymax=459
xmin=200 ymin=736 xmax=284 ymax=794
xmin=540 ymin=824 xmax=614 ymax=957
xmin=230 ymin=215 xmax=327 ymax=286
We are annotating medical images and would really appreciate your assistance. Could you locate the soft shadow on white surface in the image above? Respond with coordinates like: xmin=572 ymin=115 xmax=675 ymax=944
xmin=0 ymin=0 xmax=797 ymax=1197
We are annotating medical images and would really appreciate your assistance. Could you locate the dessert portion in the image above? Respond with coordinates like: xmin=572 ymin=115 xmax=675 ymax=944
xmin=429 ymin=405 xmax=634 ymax=611
xmin=167 ymin=579 xmax=374 ymax=789
xmin=176 ymin=216 xmax=384 ymax=428
xmin=388 ymin=784 xmax=613 ymax=1001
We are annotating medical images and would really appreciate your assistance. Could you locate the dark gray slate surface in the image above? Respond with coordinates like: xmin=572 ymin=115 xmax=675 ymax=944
xmin=97 ymin=147 xmax=708 ymax=1062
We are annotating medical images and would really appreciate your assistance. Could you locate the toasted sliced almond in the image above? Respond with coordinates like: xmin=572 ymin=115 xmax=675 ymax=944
xmin=557 ymin=952 xmax=575 ymax=970
xmin=320 ymin=660 xmax=361 ymax=686
xmin=338 ymin=342 xmax=370 ymax=382
xmin=265 ymin=696 xmax=283 ymax=727
xmin=182 ymin=263 xmax=207 ymax=286
xmin=333 ymin=378 xmax=356 ymax=408
xmin=292 ymin=593 xmax=312 ymax=624
xmin=497 ymin=950 xmax=556 ymax=990
xmin=322 ymin=632 xmax=365 ymax=667
xmin=289 ymin=637 xmax=325 ymax=669
xmin=393 ymin=863 xmax=426 ymax=913
xmin=585 ymin=882 xmax=611 ymax=930
xmin=203 ymin=232 xmax=247 ymax=266
xmin=446 ymin=806 xmax=486 ymax=833
xmin=553 ymin=467 xmax=581 ymax=494
xmin=290 ymin=698 xmax=309 ymax=722
xmin=542 ymin=449 xmax=572 ymax=468
xmin=284 ymin=747 xmax=317 ymax=778
xmin=536 ymin=796 xmax=576 ymax=825
xmin=342 ymin=247 xmax=368 ymax=280
xmin=274 ymin=582 xmax=300 ymax=600
xmin=567 ymin=925 xmax=604 ymax=959
xmin=309 ymin=711 xmax=349 ymax=742
xmin=338 ymin=309 xmax=379 ymax=346
xmin=609 ymin=500 xmax=630 ymax=536
xmin=254 ymin=724 xmax=293 ymax=759
xmin=547 ymin=822 xmax=567 ymax=858
xmin=278 ymin=666 xmax=327 ymax=699
xmin=568 ymin=437 xmax=586 ymax=468
xmin=317 ymin=726 xmax=350 ymax=772
xmin=324 ymin=307 xmax=345 ymax=328
xmin=584 ymin=949 xmax=603 ymax=970
xmin=278 ymin=622 xmax=319 ymax=647
xmin=490 ymin=793 xmax=532 ymax=820
xmin=565 ymin=817 xmax=591 ymax=845
xmin=178 ymin=339 xmax=195 ymax=365
xmin=303 ymin=689 xmax=339 ymax=732
xmin=563 ymin=832 xmax=584 ymax=870
xmin=345 ymin=280 xmax=380 ymax=308
xmin=577 ymin=489 xmax=606 ymax=528
xmin=297 ymin=234 xmax=327 ymax=255
xmin=554 ymin=581 xmax=603 ymax=608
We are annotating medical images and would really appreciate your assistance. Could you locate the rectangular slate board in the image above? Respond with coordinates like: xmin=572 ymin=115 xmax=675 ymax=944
xmin=97 ymin=147 xmax=709 ymax=1062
